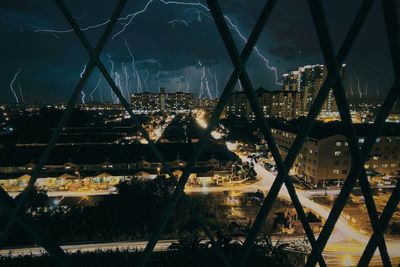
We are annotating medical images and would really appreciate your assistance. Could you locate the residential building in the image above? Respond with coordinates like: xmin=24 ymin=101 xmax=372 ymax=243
xmin=270 ymin=120 xmax=400 ymax=187
xmin=130 ymin=88 xmax=193 ymax=112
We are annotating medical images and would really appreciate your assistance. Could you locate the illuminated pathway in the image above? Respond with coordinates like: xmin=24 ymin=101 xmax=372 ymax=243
xmin=1 ymin=237 xmax=398 ymax=265
xmin=240 ymin=156 xmax=400 ymax=264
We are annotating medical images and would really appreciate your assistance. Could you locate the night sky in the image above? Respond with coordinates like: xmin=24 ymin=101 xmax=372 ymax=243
xmin=0 ymin=0 xmax=398 ymax=103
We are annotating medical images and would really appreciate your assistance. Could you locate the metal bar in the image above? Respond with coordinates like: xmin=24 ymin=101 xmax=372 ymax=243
xmin=307 ymin=0 xmax=390 ymax=265
xmin=306 ymin=0 xmax=400 ymax=265
xmin=52 ymin=1 xmax=232 ymax=265
xmin=203 ymin=1 xmax=327 ymax=265
xmin=357 ymin=1 xmax=400 ymax=265
xmin=239 ymin=72 xmax=326 ymax=267
xmin=240 ymin=74 xmax=328 ymax=264
xmin=0 ymin=0 xmax=127 ymax=256
xmin=359 ymin=181 xmax=400 ymax=265
xmin=137 ymin=1 xmax=277 ymax=265
xmin=0 ymin=187 xmax=74 ymax=267
xmin=0 ymin=58 xmax=96 ymax=248
xmin=240 ymin=0 xmax=375 ymax=265
xmin=96 ymin=57 xmax=231 ymax=267
xmin=305 ymin=70 xmax=400 ymax=267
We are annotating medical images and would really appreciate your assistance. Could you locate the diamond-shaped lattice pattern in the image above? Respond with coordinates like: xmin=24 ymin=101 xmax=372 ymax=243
xmin=0 ymin=0 xmax=399 ymax=266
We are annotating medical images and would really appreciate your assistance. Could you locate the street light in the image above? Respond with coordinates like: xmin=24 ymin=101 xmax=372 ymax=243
xmin=157 ymin=167 xmax=161 ymax=176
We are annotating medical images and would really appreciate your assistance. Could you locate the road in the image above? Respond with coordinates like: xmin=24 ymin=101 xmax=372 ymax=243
xmin=4 ymin=155 xmax=400 ymax=264
xmin=1 ymin=237 xmax=399 ymax=266
xmin=241 ymin=156 xmax=400 ymax=264
xmin=0 ymin=240 xmax=174 ymax=257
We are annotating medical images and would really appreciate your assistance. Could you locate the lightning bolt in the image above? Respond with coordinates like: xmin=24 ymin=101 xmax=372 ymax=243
xmin=355 ymin=73 xmax=362 ymax=99
xmin=115 ymin=71 xmax=122 ymax=102
xmin=35 ymin=0 xmax=281 ymax=85
xmin=364 ymin=80 xmax=369 ymax=96
xmin=80 ymin=65 xmax=87 ymax=104
xmin=206 ymin=67 xmax=214 ymax=99
xmin=10 ymin=68 xmax=22 ymax=103
xmin=80 ymin=91 xmax=86 ymax=104
xmin=80 ymin=65 xmax=87 ymax=78
xmin=108 ymin=54 xmax=117 ymax=103
xmin=214 ymin=72 xmax=219 ymax=98
xmin=35 ymin=20 xmax=110 ymax=36
xmin=89 ymin=76 xmax=101 ymax=101
xmin=206 ymin=67 xmax=219 ymax=99
xmin=99 ymin=79 xmax=104 ymax=103
xmin=198 ymin=61 xmax=205 ymax=98
xmin=156 ymin=70 xmax=161 ymax=89
xmin=144 ymin=70 xmax=150 ymax=91
xmin=122 ymin=62 xmax=131 ymax=99
xmin=18 ymin=82 xmax=25 ymax=103
xmin=184 ymin=66 xmax=191 ymax=93
xmin=123 ymin=38 xmax=143 ymax=93
xmin=184 ymin=77 xmax=190 ymax=93
xmin=177 ymin=77 xmax=182 ymax=91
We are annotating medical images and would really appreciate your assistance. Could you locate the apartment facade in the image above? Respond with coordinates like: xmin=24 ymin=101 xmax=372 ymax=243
xmin=225 ymin=88 xmax=301 ymax=121
xmin=271 ymin=121 xmax=400 ymax=187
xmin=130 ymin=88 xmax=193 ymax=112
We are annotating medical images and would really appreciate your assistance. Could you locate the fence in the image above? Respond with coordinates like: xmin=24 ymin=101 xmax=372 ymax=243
xmin=0 ymin=0 xmax=399 ymax=266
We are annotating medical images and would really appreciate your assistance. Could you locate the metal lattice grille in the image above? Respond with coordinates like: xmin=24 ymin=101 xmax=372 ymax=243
xmin=0 ymin=0 xmax=399 ymax=266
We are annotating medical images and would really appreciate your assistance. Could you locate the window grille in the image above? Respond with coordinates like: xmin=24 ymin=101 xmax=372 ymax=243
xmin=0 ymin=0 xmax=399 ymax=266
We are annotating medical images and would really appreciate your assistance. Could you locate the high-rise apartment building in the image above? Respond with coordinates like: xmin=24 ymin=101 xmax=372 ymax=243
xmin=225 ymin=88 xmax=300 ymax=121
xmin=130 ymin=88 xmax=193 ymax=112
xmin=282 ymin=64 xmax=345 ymax=114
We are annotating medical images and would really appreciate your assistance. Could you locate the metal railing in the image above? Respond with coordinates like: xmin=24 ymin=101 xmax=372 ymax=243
xmin=0 ymin=0 xmax=399 ymax=266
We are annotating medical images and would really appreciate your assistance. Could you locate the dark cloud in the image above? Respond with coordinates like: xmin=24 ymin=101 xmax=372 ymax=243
xmin=0 ymin=0 xmax=395 ymax=103
xmin=268 ymin=45 xmax=300 ymax=61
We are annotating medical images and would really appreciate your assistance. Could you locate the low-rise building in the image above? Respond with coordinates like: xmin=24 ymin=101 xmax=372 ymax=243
xmin=0 ymin=143 xmax=239 ymax=187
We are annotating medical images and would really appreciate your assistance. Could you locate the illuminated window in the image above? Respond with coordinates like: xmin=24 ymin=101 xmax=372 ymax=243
xmin=333 ymin=169 xmax=339 ymax=174
xmin=335 ymin=141 xmax=342 ymax=146
xmin=334 ymin=151 xmax=341 ymax=156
